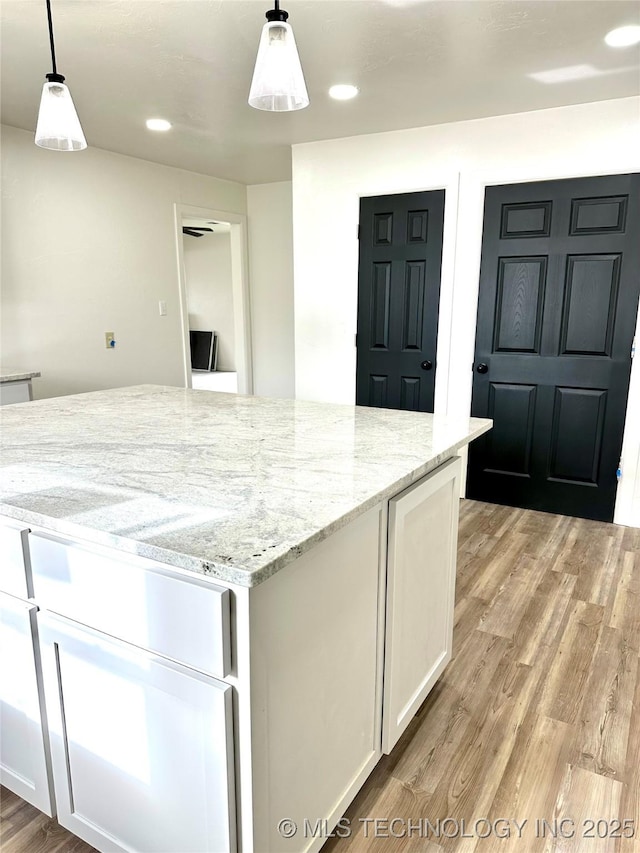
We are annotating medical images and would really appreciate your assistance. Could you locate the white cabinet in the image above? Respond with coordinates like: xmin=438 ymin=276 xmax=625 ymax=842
xmin=0 ymin=379 xmax=33 ymax=406
xmin=0 ymin=592 xmax=54 ymax=816
xmin=0 ymin=518 xmax=54 ymax=816
xmin=39 ymin=612 xmax=236 ymax=853
xmin=0 ymin=449 xmax=465 ymax=853
xmin=382 ymin=456 xmax=461 ymax=753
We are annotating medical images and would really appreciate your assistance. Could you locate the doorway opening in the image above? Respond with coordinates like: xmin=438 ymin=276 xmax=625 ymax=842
xmin=174 ymin=204 xmax=252 ymax=395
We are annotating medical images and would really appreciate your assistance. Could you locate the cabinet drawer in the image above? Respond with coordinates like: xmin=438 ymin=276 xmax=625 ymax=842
xmin=0 ymin=519 xmax=32 ymax=599
xmin=29 ymin=533 xmax=231 ymax=679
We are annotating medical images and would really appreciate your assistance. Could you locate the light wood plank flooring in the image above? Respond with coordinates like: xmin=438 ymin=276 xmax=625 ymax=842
xmin=2 ymin=501 xmax=639 ymax=853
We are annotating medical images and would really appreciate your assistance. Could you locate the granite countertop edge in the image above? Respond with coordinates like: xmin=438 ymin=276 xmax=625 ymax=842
xmin=0 ymin=422 xmax=490 ymax=589
xmin=0 ymin=371 xmax=41 ymax=383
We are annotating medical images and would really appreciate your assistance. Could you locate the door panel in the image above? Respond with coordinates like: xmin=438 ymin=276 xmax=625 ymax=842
xmin=400 ymin=376 xmax=421 ymax=411
xmin=383 ymin=457 xmax=460 ymax=754
xmin=560 ymin=255 xmax=620 ymax=355
xmin=0 ymin=593 xmax=54 ymax=816
xmin=402 ymin=261 xmax=426 ymax=350
xmin=549 ymin=388 xmax=607 ymax=484
xmin=356 ymin=190 xmax=445 ymax=412
xmin=486 ymin=383 xmax=537 ymax=477
xmin=40 ymin=613 xmax=236 ymax=853
xmin=369 ymin=374 xmax=388 ymax=407
xmin=501 ymin=201 xmax=552 ymax=238
xmin=494 ymin=257 xmax=546 ymax=352
xmin=468 ymin=173 xmax=640 ymax=521
xmin=370 ymin=263 xmax=391 ymax=348
xmin=570 ymin=196 xmax=627 ymax=234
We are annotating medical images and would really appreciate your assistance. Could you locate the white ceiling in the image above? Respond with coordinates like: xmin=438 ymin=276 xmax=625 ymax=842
xmin=1 ymin=0 xmax=639 ymax=184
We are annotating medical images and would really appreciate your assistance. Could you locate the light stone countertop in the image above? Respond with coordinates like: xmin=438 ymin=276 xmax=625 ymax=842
xmin=0 ymin=385 xmax=492 ymax=587
xmin=0 ymin=368 xmax=41 ymax=383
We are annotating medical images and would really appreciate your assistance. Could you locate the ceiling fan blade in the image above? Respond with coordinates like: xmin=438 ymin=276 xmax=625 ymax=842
xmin=183 ymin=228 xmax=203 ymax=237
xmin=188 ymin=227 xmax=214 ymax=232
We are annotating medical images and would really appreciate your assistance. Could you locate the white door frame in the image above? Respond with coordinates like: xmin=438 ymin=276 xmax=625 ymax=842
xmin=353 ymin=173 xmax=460 ymax=419
xmin=174 ymin=203 xmax=253 ymax=395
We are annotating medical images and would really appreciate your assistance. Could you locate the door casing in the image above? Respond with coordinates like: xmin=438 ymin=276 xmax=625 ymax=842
xmin=174 ymin=203 xmax=253 ymax=395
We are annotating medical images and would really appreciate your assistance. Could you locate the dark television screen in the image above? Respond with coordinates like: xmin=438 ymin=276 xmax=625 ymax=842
xmin=190 ymin=330 xmax=214 ymax=371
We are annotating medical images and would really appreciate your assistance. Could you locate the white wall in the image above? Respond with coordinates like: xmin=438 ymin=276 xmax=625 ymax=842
xmin=246 ymin=182 xmax=294 ymax=399
xmin=292 ymin=96 xmax=640 ymax=525
xmin=1 ymin=124 xmax=246 ymax=399
xmin=183 ymin=232 xmax=235 ymax=371
xmin=617 ymin=306 xmax=640 ymax=527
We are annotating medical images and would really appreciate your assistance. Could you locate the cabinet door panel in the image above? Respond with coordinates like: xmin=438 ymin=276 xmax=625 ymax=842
xmin=0 ymin=593 xmax=54 ymax=815
xmin=39 ymin=614 xmax=236 ymax=853
xmin=0 ymin=521 xmax=32 ymax=599
xmin=382 ymin=456 xmax=461 ymax=753
xmin=0 ymin=380 xmax=32 ymax=406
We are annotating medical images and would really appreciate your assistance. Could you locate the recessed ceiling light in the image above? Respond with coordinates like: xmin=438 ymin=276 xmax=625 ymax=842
xmin=329 ymin=84 xmax=359 ymax=101
xmin=146 ymin=118 xmax=172 ymax=132
xmin=529 ymin=64 xmax=603 ymax=84
xmin=604 ymin=25 xmax=640 ymax=47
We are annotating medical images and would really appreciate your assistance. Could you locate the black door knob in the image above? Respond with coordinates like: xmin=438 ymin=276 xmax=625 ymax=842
xmin=421 ymin=360 xmax=433 ymax=371
xmin=476 ymin=363 xmax=488 ymax=374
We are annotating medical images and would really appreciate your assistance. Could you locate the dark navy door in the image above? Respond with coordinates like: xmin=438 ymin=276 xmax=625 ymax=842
xmin=356 ymin=190 xmax=445 ymax=412
xmin=468 ymin=173 xmax=640 ymax=521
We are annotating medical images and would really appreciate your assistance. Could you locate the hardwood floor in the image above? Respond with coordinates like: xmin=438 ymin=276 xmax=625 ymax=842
xmin=324 ymin=501 xmax=640 ymax=853
xmin=2 ymin=501 xmax=639 ymax=852
xmin=0 ymin=788 xmax=93 ymax=853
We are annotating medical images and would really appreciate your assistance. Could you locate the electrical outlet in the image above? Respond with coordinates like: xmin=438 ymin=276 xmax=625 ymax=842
xmin=159 ymin=300 xmax=167 ymax=316
xmin=105 ymin=332 xmax=115 ymax=349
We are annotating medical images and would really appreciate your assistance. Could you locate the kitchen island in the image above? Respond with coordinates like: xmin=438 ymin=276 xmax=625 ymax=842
xmin=0 ymin=385 xmax=491 ymax=853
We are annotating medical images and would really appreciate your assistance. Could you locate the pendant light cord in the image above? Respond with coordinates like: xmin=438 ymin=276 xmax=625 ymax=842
xmin=46 ymin=0 xmax=58 ymax=75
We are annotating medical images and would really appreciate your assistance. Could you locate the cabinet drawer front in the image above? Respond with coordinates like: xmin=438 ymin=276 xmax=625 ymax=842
xmin=0 ymin=520 xmax=31 ymax=599
xmin=0 ymin=592 xmax=54 ymax=816
xmin=29 ymin=533 xmax=231 ymax=678
xmin=40 ymin=613 xmax=236 ymax=853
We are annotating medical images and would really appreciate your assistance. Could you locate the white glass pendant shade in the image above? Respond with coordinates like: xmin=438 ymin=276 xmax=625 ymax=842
xmin=249 ymin=21 xmax=309 ymax=111
xmin=35 ymin=80 xmax=87 ymax=151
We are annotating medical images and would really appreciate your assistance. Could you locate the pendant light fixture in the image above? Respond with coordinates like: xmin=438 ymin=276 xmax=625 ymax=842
xmin=35 ymin=0 xmax=87 ymax=151
xmin=248 ymin=0 xmax=309 ymax=112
